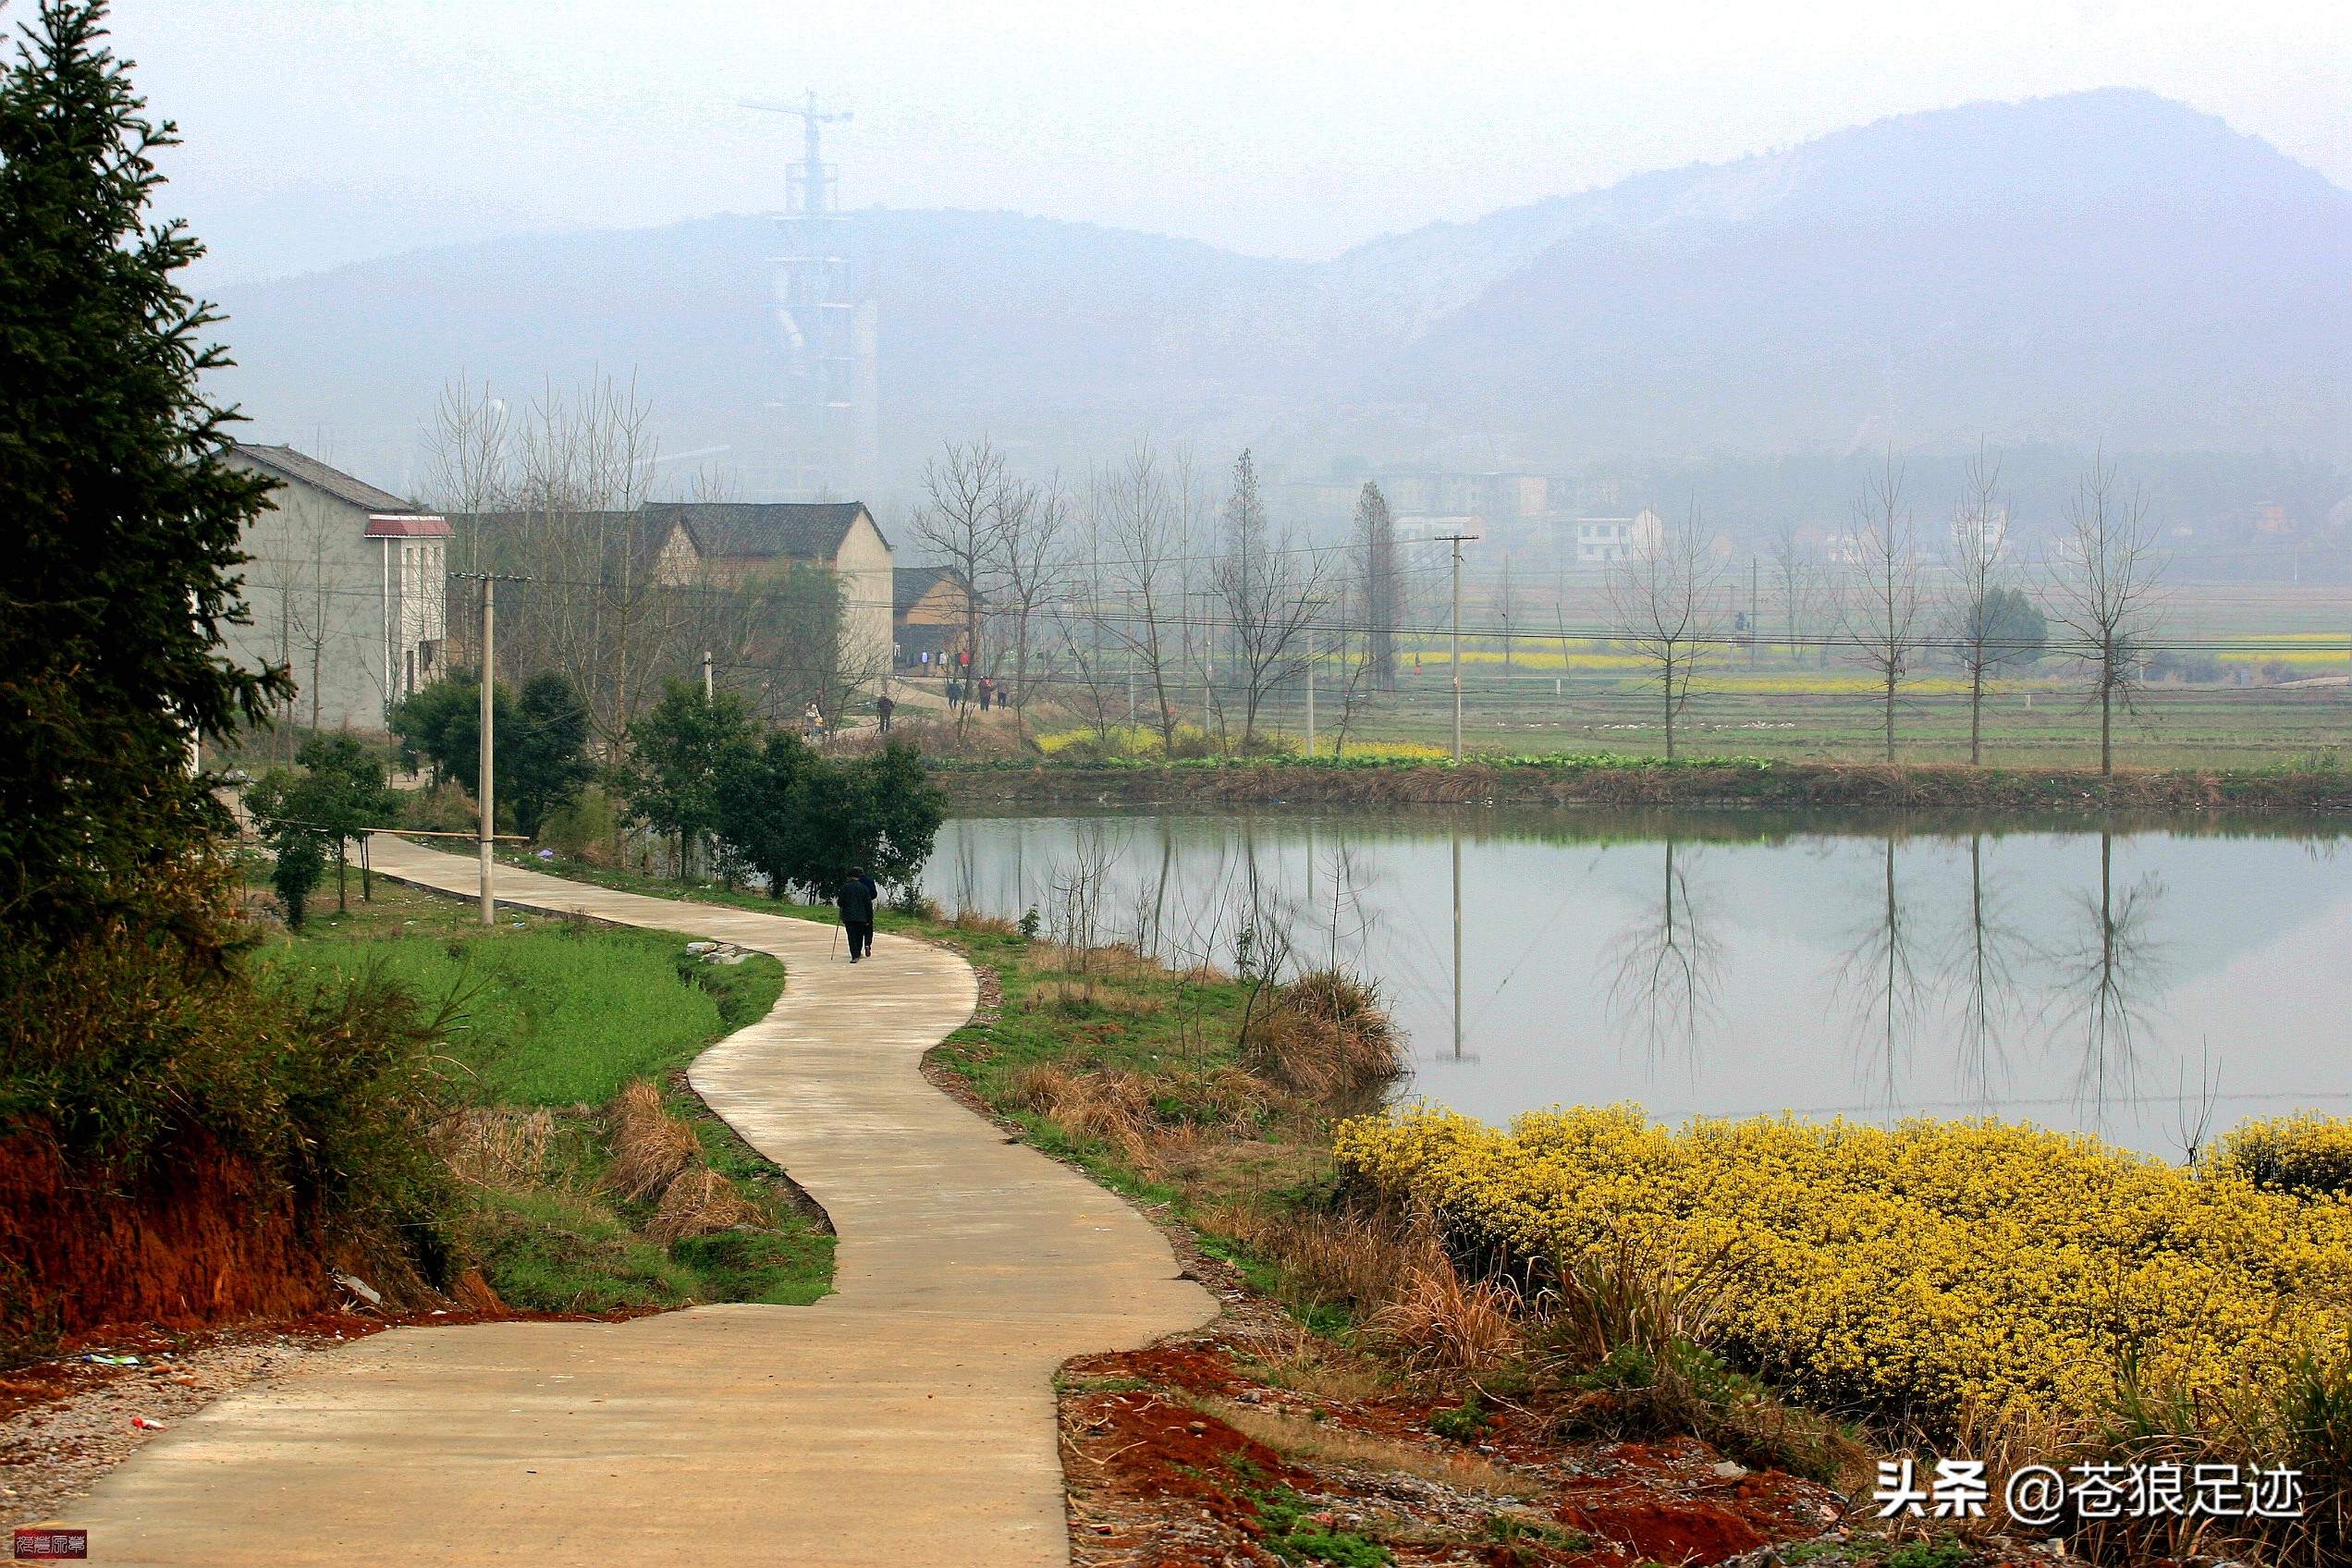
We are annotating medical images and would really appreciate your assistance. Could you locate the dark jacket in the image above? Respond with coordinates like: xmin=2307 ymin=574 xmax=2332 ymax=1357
xmin=837 ymin=874 xmax=878 ymax=924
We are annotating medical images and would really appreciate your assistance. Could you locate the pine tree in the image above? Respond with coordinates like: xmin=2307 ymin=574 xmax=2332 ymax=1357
xmin=0 ymin=1 xmax=286 ymax=941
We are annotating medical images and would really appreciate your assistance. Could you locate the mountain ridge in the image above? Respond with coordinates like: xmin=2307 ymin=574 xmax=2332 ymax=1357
xmin=208 ymin=88 xmax=2352 ymax=490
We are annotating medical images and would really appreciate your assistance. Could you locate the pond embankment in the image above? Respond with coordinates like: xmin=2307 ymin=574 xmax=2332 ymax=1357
xmin=936 ymin=756 xmax=2352 ymax=815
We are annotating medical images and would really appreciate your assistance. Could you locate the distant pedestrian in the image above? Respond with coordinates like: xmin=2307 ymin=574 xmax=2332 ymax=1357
xmin=804 ymin=701 xmax=825 ymax=740
xmin=837 ymin=866 xmax=878 ymax=962
xmin=876 ymin=692 xmax=895 ymax=734
xmin=978 ymin=678 xmax=994 ymax=711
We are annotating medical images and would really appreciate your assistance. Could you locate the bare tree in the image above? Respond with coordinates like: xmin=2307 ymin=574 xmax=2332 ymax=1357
xmin=993 ymin=472 xmax=1069 ymax=737
xmin=1047 ymin=494 xmax=1122 ymax=742
xmin=911 ymin=437 xmax=1019 ymax=737
xmin=1084 ymin=441 xmax=1192 ymax=749
xmin=1171 ymin=445 xmax=1215 ymax=738
xmin=422 ymin=371 xmax=681 ymax=757
xmin=1608 ymin=503 xmax=1722 ymax=760
xmin=1843 ymin=453 xmax=1926 ymax=763
xmin=1766 ymin=523 xmax=1820 ymax=667
xmin=1214 ymin=450 xmax=1329 ymax=746
xmin=512 ymin=374 xmax=672 ymax=756
xmin=1942 ymin=439 xmax=2031 ymax=766
xmin=2046 ymin=452 xmax=2166 ymax=775
xmin=1355 ymin=481 xmax=1398 ymax=691
xmin=425 ymin=374 xmax=513 ymax=587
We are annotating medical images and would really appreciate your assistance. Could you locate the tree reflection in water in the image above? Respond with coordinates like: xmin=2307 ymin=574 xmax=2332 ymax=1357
xmin=1939 ymin=833 xmax=2038 ymax=1109
xmin=1831 ymin=834 xmax=1936 ymax=1114
xmin=2041 ymin=830 xmax=2168 ymax=1122
xmin=1602 ymin=839 xmax=1724 ymax=1074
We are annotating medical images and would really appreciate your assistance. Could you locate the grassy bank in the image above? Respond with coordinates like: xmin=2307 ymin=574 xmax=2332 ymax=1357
xmin=252 ymin=878 xmax=831 ymax=1313
xmin=932 ymin=753 xmax=2352 ymax=816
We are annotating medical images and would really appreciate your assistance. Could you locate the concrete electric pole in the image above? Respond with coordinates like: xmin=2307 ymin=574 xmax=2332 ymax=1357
xmin=1439 ymin=534 xmax=1476 ymax=763
xmin=455 ymin=571 xmax=528 ymax=927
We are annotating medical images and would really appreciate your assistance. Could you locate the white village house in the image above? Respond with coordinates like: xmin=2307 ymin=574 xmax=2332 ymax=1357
xmin=223 ymin=444 xmax=449 ymax=730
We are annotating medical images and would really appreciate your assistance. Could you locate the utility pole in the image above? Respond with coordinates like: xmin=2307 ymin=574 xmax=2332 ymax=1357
xmin=1304 ymin=625 xmax=1316 ymax=758
xmin=1439 ymin=534 xmax=1476 ymax=763
xmin=456 ymin=571 xmax=528 ymax=927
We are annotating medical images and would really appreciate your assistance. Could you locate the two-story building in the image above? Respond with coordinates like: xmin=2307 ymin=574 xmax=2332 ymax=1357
xmin=642 ymin=501 xmax=895 ymax=680
xmin=225 ymin=444 xmax=449 ymax=730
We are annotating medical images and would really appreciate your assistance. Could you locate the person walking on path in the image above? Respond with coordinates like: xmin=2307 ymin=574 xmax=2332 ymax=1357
xmin=838 ymin=866 xmax=879 ymax=961
xmin=876 ymin=692 xmax=895 ymax=734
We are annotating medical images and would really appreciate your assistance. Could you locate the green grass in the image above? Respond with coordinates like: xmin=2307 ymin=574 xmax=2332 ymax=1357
xmin=252 ymin=874 xmax=826 ymax=1311
xmin=253 ymin=903 xmax=781 ymax=1108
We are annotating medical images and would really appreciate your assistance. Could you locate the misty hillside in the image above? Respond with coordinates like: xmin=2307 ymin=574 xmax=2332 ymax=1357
xmin=209 ymin=88 xmax=2352 ymax=491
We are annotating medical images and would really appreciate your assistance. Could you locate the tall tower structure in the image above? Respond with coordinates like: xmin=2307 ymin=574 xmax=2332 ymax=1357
xmin=743 ymin=92 xmax=878 ymax=499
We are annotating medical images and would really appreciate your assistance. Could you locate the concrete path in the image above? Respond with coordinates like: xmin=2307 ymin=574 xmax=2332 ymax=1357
xmin=74 ymin=839 xmax=1216 ymax=1565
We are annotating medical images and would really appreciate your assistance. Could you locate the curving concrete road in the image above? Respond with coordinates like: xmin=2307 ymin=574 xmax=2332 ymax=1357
xmin=73 ymin=837 xmax=1216 ymax=1565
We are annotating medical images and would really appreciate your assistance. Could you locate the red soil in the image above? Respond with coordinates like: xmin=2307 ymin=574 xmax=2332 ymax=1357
xmin=0 ymin=1127 xmax=327 ymax=1346
xmin=1063 ymin=1340 xmax=1842 ymax=1567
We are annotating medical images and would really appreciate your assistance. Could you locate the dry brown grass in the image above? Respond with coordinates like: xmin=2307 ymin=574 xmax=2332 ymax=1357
xmin=1206 ymin=1200 xmax=1410 ymax=1314
xmin=1023 ymin=977 xmax=1165 ymax=1018
xmin=643 ymin=1167 xmax=768 ymax=1243
xmin=1203 ymin=1199 xmax=1524 ymax=1377
xmin=1006 ymin=1063 xmax=1158 ymax=1159
xmin=1027 ymin=939 xmax=1170 ymax=980
xmin=1367 ymin=1239 xmax=1526 ymax=1377
xmin=432 ymin=1106 xmax=555 ymax=1191
xmin=1230 ymin=1318 xmax=1392 ymax=1406
xmin=604 ymin=1079 xmax=701 ymax=1203
xmin=1243 ymin=970 xmax=1403 ymax=1110
xmin=1194 ymin=1394 xmax=1525 ymax=1494
xmin=949 ymin=909 xmax=1022 ymax=937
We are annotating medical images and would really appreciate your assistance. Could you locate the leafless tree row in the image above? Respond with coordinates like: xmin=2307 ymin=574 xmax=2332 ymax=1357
xmin=1601 ymin=446 xmax=2166 ymax=772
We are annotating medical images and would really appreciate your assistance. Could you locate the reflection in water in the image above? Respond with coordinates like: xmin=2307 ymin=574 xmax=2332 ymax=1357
xmin=1451 ymin=832 xmax=1464 ymax=1060
xmin=932 ymin=809 xmax=2352 ymax=1155
xmin=1830 ymin=837 xmax=1938 ymax=1111
xmin=2043 ymin=831 xmax=2168 ymax=1124
xmin=1941 ymin=834 xmax=2037 ymax=1108
xmin=1603 ymin=839 xmax=1724 ymax=1073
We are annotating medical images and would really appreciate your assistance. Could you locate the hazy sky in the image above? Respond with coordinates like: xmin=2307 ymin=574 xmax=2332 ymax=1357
xmin=101 ymin=0 xmax=2352 ymax=283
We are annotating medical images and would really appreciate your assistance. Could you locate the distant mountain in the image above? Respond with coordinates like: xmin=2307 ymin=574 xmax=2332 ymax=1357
xmin=208 ymin=89 xmax=2352 ymax=495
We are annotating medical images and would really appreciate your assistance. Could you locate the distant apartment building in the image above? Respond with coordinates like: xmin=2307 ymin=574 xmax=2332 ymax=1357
xmin=1951 ymin=502 xmax=2012 ymax=563
xmin=224 ymin=444 xmax=448 ymax=729
xmin=1566 ymin=508 xmax=1664 ymax=564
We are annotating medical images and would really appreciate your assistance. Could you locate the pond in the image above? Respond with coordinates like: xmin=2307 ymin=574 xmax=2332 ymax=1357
xmin=931 ymin=807 xmax=2352 ymax=1158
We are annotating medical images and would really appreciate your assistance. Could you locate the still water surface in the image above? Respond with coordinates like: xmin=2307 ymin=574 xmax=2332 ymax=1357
xmin=933 ymin=809 xmax=2352 ymax=1158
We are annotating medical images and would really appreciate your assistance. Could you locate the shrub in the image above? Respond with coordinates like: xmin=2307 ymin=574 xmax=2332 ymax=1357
xmin=540 ymin=783 xmax=618 ymax=861
xmin=1244 ymin=971 xmax=1403 ymax=1112
xmin=1335 ymin=1107 xmax=2352 ymax=1439
xmin=2211 ymin=1114 xmax=2352 ymax=1197
xmin=1427 ymin=1394 xmax=1489 ymax=1442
